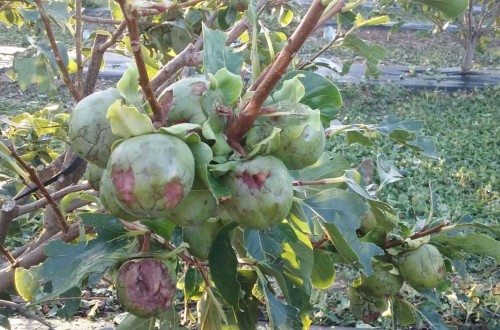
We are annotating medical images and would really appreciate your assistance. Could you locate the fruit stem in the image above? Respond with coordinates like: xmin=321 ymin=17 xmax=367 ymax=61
xmin=384 ymin=222 xmax=449 ymax=248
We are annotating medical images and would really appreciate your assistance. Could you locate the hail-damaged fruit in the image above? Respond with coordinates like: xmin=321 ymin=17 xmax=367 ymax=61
xmin=158 ymin=76 xmax=209 ymax=125
xmin=397 ymin=244 xmax=446 ymax=290
xmin=68 ymin=88 xmax=122 ymax=168
xmin=221 ymin=155 xmax=294 ymax=230
xmin=246 ymin=102 xmax=326 ymax=170
xmin=105 ymin=133 xmax=195 ymax=218
xmin=115 ymin=259 xmax=176 ymax=318
xmin=99 ymin=169 xmax=139 ymax=222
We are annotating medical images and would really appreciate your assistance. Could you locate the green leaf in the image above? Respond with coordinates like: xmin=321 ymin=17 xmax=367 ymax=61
xmin=271 ymin=75 xmax=305 ymax=105
xmin=57 ymin=287 xmax=81 ymax=319
xmin=311 ymin=249 xmax=335 ymax=289
xmin=431 ymin=233 xmax=500 ymax=263
xmin=208 ymin=222 xmax=241 ymax=306
xmin=412 ymin=0 xmax=468 ymax=18
xmin=377 ymin=154 xmax=404 ymax=188
xmin=107 ymin=101 xmax=155 ymax=139
xmin=300 ymin=189 xmax=384 ymax=274
xmin=213 ymin=68 xmax=243 ymax=106
xmin=279 ymin=71 xmax=342 ymax=118
xmin=140 ymin=218 xmax=175 ymax=241
xmin=395 ymin=298 xmax=416 ymax=326
xmin=14 ymin=214 xmax=131 ymax=302
xmin=183 ymin=267 xmax=205 ymax=301
xmin=116 ymin=64 xmax=141 ymax=108
xmin=197 ymin=289 xmax=227 ymax=330
xmin=256 ymin=269 xmax=303 ymax=329
xmin=202 ymin=24 xmax=243 ymax=76
xmin=354 ymin=14 xmax=390 ymax=28
xmin=160 ymin=123 xmax=201 ymax=138
xmin=116 ymin=313 xmax=152 ymax=330
xmin=414 ymin=301 xmax=455 ymax=330
xmin=340 ymin=34 xmax=385 ymax=78
xmin=247 ymin=127 xmax=282 ymax=158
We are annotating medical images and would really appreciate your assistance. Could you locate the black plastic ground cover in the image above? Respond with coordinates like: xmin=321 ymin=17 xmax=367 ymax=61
xmin=318 ymin=64 xmax=500 ymax=91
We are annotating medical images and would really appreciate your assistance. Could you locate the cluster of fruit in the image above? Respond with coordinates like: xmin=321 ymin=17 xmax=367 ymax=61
xmin=68 ymin=74 xmax=326 ymax=316
xmin=350 ymin=243 xmax=446 ymax=321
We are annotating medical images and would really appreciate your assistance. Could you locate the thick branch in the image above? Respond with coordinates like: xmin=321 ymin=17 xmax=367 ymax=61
xmin=225 ymin=0 xmax=334 ymax=154
xmin=34 ymin=0 xmax=82 ymax=101
xmin=83 ymin=34 xmax=110 ymax=96
xmin=0 ymin=300 xmax=54 ymax=329
xmin=116 ymin=0 xmax=164 ymax=125
xmin=0 ymin=223 xmax=82 ymax=292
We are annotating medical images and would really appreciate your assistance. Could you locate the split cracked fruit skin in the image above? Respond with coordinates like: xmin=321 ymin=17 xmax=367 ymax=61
xmin=221 ymin=155 xmax=294 ymax=230
xmin=115 ymin=258 xmax=176 ymax=318
xmin=397 ymin=244 xmax=446 ymax=290
xmin=68 ymin=88 xmax=123 ymax=168
xmin=104 ymin=133 xmax=195 ymax=218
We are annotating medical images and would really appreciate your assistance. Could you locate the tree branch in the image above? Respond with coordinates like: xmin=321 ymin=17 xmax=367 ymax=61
xmin=225 ymin=0 xmax=336 ymax=155
xmin=75 ymin=0 xmax=84 ymax=91
xmin=384 ymin=222 xmax=449 ymax=248
xmin=0 ymin=300 xmax=54 ymax=329
xmin=8 ymin=145 xmax=69 ymax=233
xmin=115 ymin=0 xmax=164 ymax=125
xmin=34 ymin=0 xmax=82 ymax=101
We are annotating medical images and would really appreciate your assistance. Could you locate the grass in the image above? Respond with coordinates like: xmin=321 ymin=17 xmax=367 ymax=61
xmin=328 ymin=84 xmax=500 ymax=224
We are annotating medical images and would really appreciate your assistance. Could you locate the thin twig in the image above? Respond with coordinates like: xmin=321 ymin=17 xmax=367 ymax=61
xmin=8 ymin=145 xmax=69 ymax=233
xmin=0 ymin=299 xmax=55 ymax=329
xmin=75 ymin=0 xmax=84 ymax=91
xmin=99 ymin=20 xmax=127 ymax=52
xmin=384 ymin=222 xmax=449 ymax=248
xmin=16 ymin=183 xmax=91 ymax=216
xmin=225 ymin=0 xmax=339 ymax=155
xmin=0 ymin=243 xmax=17 ymax=267
xmin=82 ymin=15 xmax=122 ymax=25
xmin=116 ymin=0 xmax=164 ymax=125
xmin=137 ymin=0 xmax=204 ymax=16
xmin=34 ymin=0 xmax=82 ymax=101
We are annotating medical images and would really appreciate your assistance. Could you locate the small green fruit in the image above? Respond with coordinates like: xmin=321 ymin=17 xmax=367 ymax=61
xmin=85 ymin=163 xmax=104 ymax=191
xmin=68 ymin=88 xmax=122 ymax=168
xmin=183 ymin=220 xmax=223 ymax=260
xmin=360 ymin=269 xmax=403 ymax=298
xmin=397 ymin=244 xmax=446 ymax=290
xmin=229 ymin=0 xmax=250 ymax=12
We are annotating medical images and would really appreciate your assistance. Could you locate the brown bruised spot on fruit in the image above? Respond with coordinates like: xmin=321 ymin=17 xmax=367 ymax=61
xmin=159 ymin=90 xmax=173 ymax=114
xmin=239 ymin=170 xmax=270 ymax=191
xmin=190 ymin=81 xmax=207 ymax=96
xmin=116 ymin=259 xmax=175 ymax=317
xmin=112 ymin=167 xmax=137 ymax=205
xmin=163 ymin=180 xmax=185 ymax=208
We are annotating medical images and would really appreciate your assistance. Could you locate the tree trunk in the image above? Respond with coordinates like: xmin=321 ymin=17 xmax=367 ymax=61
xmin=461 ymin=32 xmax=480 ymax=73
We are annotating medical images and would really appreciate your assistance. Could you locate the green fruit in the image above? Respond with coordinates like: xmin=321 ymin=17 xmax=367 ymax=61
xmin=221 ymin=155 xmax=294 ymax=230
xmin=397 ymin=244 xmax=446 ymax=290
xmin=115 ymin=258 xmax=176 ymax=318
xmin=348 ymin=286 xmax=387 ymax=323
xmin=85 ymin=163 xmax=104 ymax=191
xmin=99 ymin=169 xmax=139 ymax=222
xmin=246 ymin=102 xmax=325 ymax=170
xmin=157 ymin=76 xmax=208 ymax=125
xmin=183 ymin=220 xmax=223 ymax=260
xmin=106 ymin=133 xmax=195 ymax=218
xmin=68 ymin=88 xmax=122 ymax=168
xmin=164 ymin=180 xmax=217 ymax=227
xmin=360 ymin=269 xmax=403 ymax=298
